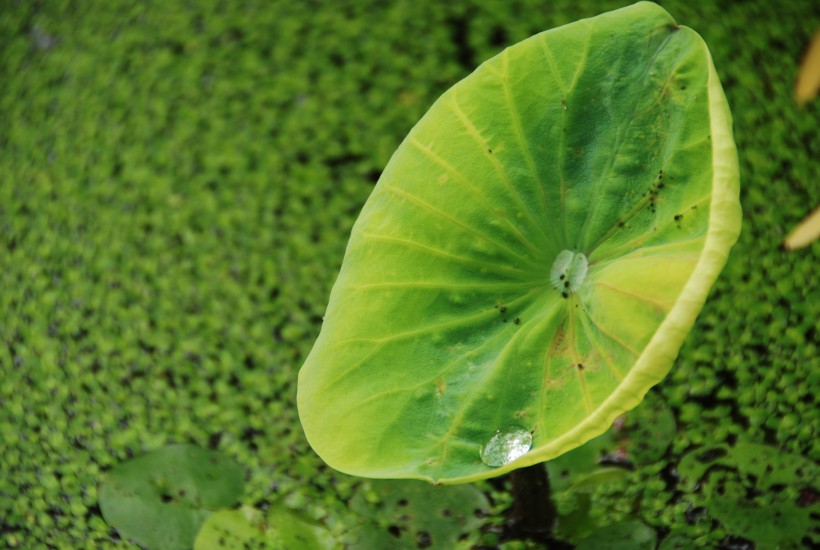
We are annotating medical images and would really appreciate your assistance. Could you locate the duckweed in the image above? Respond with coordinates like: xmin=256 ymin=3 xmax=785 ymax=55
xmin=0 ymin=0 xmax=816 ymax=547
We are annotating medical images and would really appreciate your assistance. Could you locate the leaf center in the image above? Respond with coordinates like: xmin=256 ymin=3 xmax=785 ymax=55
xmin=550 ymin=250 xmax=589 ymax=297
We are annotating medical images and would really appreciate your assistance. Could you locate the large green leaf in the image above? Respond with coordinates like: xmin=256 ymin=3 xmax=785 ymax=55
xmin=298 ymin=2 xmax=741 ymax=483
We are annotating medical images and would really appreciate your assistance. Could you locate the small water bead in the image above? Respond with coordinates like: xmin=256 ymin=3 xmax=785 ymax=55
xmin=479 ymin=425 xmax=533 ymax=467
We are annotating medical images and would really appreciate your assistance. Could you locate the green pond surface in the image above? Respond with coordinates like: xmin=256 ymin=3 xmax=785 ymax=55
xmin=1 ymin=0 xmax=817 ymax=548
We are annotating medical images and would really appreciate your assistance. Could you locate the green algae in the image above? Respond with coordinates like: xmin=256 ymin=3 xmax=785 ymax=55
xmin=0 ymin=0 xmax=817 ymax=547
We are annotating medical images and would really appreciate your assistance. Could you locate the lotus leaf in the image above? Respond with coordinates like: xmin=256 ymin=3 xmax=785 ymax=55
xmin=298 ymin=1 xmax=741 ymax=483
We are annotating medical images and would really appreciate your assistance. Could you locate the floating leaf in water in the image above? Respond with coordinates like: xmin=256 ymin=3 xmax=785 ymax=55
xmin=194 ymin=505 xmax=335 ymax=550
xmin=98 ymin=444 xmax=245 ymax=550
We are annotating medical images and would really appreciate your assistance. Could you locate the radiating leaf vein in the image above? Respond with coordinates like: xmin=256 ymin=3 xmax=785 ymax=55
xmin=590 ymin=191 xmax=711 ymax=264
xmin=356 ymin=228 xmax=531 ymax=278
xmin=568 ymin=305 xmax=595 ymax=414
xmin=347 ymin=280 xmax=535 ymax=291
xmin=534 ymin=304 xmax=569 ymax=436
xmin=568 ymin=22 xmax=593 ymax=92
xmin=487 ymin=51 xmax=560 ymax=250
xmin=579 ymin=307 xmax=641 ymax=357
xmin=407 ymin=137 xmax=541 ymax=256
xmin=382 ymin=184 xmax=539 ymax=268
xmin=577 ymin=31 xmax=678 ymax=249
xmin=538 ymin=34 xmax=569 ymax=95
xmin=577 ymin=315 xmax=626 ymax=381
xmin=447 ymin=91 xmax=551 ymax=246
xmin=592 ymin=280 xmax=673 ymax=311
xmin=319 ymin=290 xmax=542 ymax=388
xmin=429 ymin=329 xmax=524 ymax=465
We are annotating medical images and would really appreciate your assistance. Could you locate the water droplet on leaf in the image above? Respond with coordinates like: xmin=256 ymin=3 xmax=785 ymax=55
xmin=550 ymin=250 xmax=588 ymax=294
xmin=480 ymin=426 xmax=532 ymax=467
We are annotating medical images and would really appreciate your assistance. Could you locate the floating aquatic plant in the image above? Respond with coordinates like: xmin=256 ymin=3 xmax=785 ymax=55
xmin=98 ymin=445 xmax=245 ymax=550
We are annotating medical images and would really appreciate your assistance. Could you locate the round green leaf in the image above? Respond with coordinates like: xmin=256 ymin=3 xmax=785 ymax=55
xmin=298 ymin=2 xmax=741 ymax=483
xmin=194 ymin=505 xmax=335 ymax=550
xmin=194 ymin=507 xmax=268 ymax=550
xmin=98 ymin=444 xmax=245 ymax=550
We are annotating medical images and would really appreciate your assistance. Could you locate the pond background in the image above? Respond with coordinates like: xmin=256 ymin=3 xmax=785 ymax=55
xmin=1 ymin=0 xmax=817 ymax=547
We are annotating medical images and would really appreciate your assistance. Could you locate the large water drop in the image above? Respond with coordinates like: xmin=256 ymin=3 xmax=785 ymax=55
xmin=550 ymin=250 xmax=588 ymax=293
xmin=479 ymin=426 xmax=532 ymax=467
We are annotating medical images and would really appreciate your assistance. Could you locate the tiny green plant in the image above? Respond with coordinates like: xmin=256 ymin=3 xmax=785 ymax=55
xmin=298 ymin=0 xmax=740 ymax=489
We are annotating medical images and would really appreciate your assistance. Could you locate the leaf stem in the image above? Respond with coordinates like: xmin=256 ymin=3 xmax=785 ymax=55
xmin=509 ymin=463 xmax=564 ymax=543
